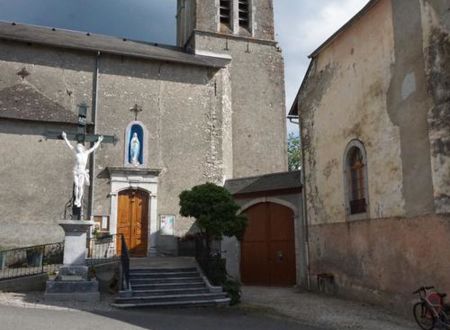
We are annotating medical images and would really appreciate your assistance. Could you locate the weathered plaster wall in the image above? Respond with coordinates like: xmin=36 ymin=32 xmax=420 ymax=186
xmin=422 ymin=0 xmax=450 ymax=214
xmin=386 ymin=0 xmax=435 ymax=217
xmin=298 ymin=0 xmax=450 ymax=313
xmin=194 ymin=34 xmax=287 ymax=177
xmin=301 ymin=0 xmax=404 ymax=225
xmin=309 ymin=215 xmax=450 ymax=315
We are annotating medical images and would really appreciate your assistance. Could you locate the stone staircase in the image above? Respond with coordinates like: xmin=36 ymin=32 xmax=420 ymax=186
xmin=112 ymin=258 xmax=230 ymax=308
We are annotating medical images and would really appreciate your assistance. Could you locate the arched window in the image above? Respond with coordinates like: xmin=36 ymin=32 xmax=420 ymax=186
xmin=344 ymin=140 xmax=368 ymax=216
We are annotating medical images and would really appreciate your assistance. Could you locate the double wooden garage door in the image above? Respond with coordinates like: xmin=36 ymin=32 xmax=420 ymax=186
xmin=241 ymin=202 xmax=296 ymax=286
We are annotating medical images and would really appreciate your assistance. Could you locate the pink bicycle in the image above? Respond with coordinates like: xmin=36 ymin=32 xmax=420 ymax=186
xmin=413 ymin=286 xmax=450 ymax=329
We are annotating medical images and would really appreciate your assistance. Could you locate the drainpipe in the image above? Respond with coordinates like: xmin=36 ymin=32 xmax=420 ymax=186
xmin=88 ymin=51 xmax=101 ymax=219
xmin=299 ymin=117 xmax=311 ymax=290
xmin=288 ymin=113 xmax=311 ymax=290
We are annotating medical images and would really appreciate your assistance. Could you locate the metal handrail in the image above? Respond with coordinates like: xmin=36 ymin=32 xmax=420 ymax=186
xmin=120 ymin=234 xmax=130 ymax=291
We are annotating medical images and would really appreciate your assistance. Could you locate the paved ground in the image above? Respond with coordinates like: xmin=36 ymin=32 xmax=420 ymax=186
xmin=241 ymin=287 xmax=417 ymax=330
xmin=0 ymin=301 xmax=320 ymax=330
xmin=0 ymin=287 xmax=419 ymax=329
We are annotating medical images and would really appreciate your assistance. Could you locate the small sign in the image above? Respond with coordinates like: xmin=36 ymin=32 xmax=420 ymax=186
xmin=160 ymin=215 xmax=175 ymax=236
xmin=93 ymin=215 xmax=109 ymax=231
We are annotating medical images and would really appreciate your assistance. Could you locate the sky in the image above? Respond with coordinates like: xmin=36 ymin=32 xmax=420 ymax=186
xmin=0 ymin=0 xmax=369 ymax=135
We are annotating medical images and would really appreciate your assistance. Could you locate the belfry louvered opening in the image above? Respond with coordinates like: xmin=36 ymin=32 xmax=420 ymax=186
xmin=238 ymin=0 xmax=249 ymax=28
xmin=220 ymin=0 xmax=232 ymax=25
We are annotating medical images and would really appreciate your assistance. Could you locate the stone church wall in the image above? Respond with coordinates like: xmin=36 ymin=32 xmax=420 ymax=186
xmin=0 ymin=41 xmax=96 ymax=247
xmin=297 ymin=0 xmax=450 ymax=314
xmin=194 ymin=34 xmax=287 ymax=177
xmin=0 ymin=41 xmax=232 ymax=250
xmin=93 ymin=54 xmax=231 ymax=239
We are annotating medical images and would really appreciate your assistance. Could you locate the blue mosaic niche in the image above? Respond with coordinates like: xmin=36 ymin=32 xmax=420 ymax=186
xmin=127 ymin=124 xmax=144 ymax=165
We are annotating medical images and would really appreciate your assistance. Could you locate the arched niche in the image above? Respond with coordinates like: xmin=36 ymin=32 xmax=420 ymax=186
xmin=124 ymin=121 xmax=148 ymax=167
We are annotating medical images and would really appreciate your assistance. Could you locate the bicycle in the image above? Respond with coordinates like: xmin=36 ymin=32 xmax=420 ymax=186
xmin=413 ymin=286 xmax=450 ymax=329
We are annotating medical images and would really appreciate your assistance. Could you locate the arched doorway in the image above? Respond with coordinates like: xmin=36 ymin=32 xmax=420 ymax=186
xmin=117 ymin=189 xmax=149 ymax=257
xmin=240 ymin=202 xmax=296 ymax=286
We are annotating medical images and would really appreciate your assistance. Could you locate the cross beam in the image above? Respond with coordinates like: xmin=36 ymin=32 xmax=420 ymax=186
xmin=45 ymin=131 xmax=118 ymax=145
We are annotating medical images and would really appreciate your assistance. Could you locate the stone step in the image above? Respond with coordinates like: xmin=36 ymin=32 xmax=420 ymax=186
xmin=115 ymin=292 xmax=227 ymax=304
xmin=111 ymin=297 xmax=231 ymax=309
xmin=128 ymin=287 xmax=210 ymax=297
xmin=129 ymin=271 xmax=199 ymax=279
xmin=130 ymin=267 xmax=197 ymax=274
xmin=130 ymin=277 xmax=203 ymax=284
xmin=131 ymin=282 xmax=206 ymax=291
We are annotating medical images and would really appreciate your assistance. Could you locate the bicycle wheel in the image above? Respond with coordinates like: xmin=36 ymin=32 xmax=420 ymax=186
xmin=413 ymin=302 xmax=436 ymax=330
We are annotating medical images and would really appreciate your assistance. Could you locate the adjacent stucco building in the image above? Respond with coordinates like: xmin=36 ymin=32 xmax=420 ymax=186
xmin=290 ymin=0 xmax=450 ymax=312
xmin=0 ymin=0 xmax=287 ymax=255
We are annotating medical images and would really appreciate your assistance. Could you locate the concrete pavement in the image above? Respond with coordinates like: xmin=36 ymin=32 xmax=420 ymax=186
xmin=0 ymin=304 xmax=323 ymax=330
xmin=241 ymin=286 xmax=416 ymax=330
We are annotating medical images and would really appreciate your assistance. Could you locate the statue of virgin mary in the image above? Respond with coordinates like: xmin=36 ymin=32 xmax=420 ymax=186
xmin=129 ymin=132 xmax=141 ymax=166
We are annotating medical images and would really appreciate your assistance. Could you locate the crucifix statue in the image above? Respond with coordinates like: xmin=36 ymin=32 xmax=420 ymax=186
xmin=61 ymin=131 xmax=103 ymax=208
xmin=45 ymin=103 xmax=118 ymax=220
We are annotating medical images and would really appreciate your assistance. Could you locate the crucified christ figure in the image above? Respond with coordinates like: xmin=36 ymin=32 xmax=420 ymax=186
xmin=61 ymin=132 xmax=104 ymax=208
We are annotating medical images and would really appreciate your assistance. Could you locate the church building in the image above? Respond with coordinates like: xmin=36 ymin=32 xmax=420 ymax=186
xmin=290 ymin=0 xmax=450 ymax=313
xmin=0 ymin=0 xmax=287 ymax=256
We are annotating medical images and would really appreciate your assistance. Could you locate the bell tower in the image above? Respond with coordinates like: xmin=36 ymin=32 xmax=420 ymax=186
xmin=177 ymin=0 xmax=276 ymax=48
xmin=177 ymin=0 xmax=287 ymax=177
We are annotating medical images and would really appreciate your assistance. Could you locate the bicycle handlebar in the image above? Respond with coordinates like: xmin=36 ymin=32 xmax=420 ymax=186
xmin=412 ymin=286 xmax=435 ymax=294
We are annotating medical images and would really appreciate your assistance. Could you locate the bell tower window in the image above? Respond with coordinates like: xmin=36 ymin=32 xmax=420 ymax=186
xmin=220 ymin=0 xmax=232 ymax=26
xmin=238 ymin=0 xmax=249 ymax=29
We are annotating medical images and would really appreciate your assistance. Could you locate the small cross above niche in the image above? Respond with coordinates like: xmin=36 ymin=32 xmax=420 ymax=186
xmin=130 ymin=104 xmax=143 ymax=121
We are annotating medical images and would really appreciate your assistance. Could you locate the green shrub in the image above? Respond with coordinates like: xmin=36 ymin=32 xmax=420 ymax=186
xmin=223 ymin=278 xmax=242 ymax=305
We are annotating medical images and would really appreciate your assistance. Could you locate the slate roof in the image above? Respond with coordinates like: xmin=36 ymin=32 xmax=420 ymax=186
xmin=225 ymin=171 xmax=302 ymax=195
xmin=0 ymin=83 xmax=78 ymax=123
xmin=0 ymin=21 xmax=229 ymax=69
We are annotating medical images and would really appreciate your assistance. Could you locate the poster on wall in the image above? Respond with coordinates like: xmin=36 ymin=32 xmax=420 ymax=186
xmin=160 ymin=215 xmax=175 ymax=236
xmin=93 ymin=215 xmax=109 ymax=232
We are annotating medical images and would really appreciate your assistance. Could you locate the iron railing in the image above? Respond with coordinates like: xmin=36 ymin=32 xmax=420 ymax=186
xmin=120 ymin=234 xmax=130 ymax=291
xmin=87 ymin=234 xmax=121 ymax=265
xmin=0 ymin=242 xmax=64 ymax=281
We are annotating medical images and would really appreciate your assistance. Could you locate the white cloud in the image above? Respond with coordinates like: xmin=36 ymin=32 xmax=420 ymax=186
xmin=274 ymin=0 xmax=369 ymax=134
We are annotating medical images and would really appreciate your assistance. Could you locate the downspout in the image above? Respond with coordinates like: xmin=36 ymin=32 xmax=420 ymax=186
xmin=299 ymin=116 xmax=311 ymax=290
xmin=288 ymin=114 xmax=311 ymax=289
xmin=88 ymin=51 xmax=101 ymax=219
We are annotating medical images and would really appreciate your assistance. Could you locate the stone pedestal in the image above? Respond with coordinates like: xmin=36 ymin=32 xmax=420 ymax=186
xmin=45 ymin=220 xmax=100 ymax=302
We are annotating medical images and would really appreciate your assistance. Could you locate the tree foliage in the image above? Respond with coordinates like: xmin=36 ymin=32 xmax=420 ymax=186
xmin=287 ymin=132 xmax=301 ymax=171
xmin=179 ymin=183 xmax=247 ymax=242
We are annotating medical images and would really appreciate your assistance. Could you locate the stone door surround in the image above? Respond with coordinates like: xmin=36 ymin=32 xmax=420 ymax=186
xmin=107 ymin=167 xmax=161 ymax=256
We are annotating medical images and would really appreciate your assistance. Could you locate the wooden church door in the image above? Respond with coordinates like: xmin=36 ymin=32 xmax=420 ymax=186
xmin=240 ymin=202 xmax=296 ymax=286
xmin=117 ymin=189 xmax=149 ymax=257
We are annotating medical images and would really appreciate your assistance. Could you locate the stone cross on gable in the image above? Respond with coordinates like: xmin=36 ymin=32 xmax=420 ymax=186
xmin=45 ymin=103 xmax=118 ymax=220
